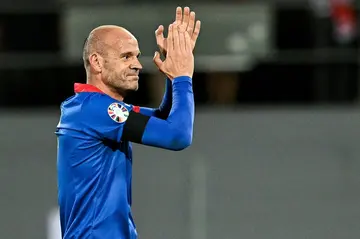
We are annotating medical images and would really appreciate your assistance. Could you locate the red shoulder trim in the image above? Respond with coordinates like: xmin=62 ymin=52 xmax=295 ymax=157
xmin=74 ymin=83 xmax=104 ymax=93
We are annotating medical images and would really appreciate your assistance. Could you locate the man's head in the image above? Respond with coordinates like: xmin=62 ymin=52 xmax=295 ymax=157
xmin=83 ymin=25 xmax=142 ymax=95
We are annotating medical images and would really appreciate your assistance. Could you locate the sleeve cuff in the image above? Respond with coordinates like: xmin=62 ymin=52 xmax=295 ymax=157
xmin=172 ymin=76 xmax=192 ymax=84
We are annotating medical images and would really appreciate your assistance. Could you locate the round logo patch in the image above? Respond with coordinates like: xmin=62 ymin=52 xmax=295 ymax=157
xmin=107 ymin=103 xmax=129 ymax=123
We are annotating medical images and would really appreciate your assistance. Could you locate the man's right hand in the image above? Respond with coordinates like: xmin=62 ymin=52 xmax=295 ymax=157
xmin=155 ymin=7 xmax=201 ymax=57
xmin=153 ymin=24 xmax=194 ymax=80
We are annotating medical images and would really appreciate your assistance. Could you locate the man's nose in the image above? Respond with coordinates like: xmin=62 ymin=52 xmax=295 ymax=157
xmin=132 ymin=59 xmax=142 ymax=70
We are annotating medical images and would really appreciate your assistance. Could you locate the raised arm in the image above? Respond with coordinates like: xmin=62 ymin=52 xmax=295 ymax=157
xmin=139 ymin=6 xmax=200 ymax=119
xmin=122 ymin=23 xmax=195 ymax=150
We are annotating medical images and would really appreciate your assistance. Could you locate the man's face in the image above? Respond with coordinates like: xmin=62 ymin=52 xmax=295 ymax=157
xmin=102 ymin=37 xmax=142 ymax=93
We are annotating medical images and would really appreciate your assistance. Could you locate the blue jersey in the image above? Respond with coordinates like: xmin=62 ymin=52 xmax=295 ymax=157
xmin=56 ymin=76 xmax=194 ymax=239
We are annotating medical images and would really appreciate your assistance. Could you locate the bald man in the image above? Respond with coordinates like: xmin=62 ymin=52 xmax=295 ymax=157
xmin=55 ymin=7 xmax=201 ymax=239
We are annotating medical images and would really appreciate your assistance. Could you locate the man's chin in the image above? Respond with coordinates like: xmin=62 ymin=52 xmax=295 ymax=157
xmin=124 ymin=85 xmax=139 ymax=93
xmin=130 ymin=84 xmax=139 ymax=92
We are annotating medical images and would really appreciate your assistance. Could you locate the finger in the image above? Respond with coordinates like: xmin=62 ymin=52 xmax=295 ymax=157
xmin=173 ymin=24 xmax=180 ymax=53
xmin=153 ymin=51 xmax=163 ymax=70
xmin=175 ymin=7 xmax=182 ymax=26
xmin=167 ymin=24 xmax=174 ymax=55
xmin=184 ymin=31 xmax=192 ymax=53
xmin=155 ymin=25 xmax=166 ymax=55
xmin=155 ymin=25 xmax=165 ymax=44
xmin=182 ymin=7 xmax=190 ymax=29
xmin=187 ymin=11 xmax=196 ymax=36
xmin=180 ymin=32 xmax=186 ymax=54
xmin=192 ymin=20 xmax=201 ymax=48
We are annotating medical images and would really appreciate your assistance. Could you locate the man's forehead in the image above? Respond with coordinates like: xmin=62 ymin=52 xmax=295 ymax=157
xmin=107 ymin=28 xmax=137 ymax=44
xmin=118 ymin=37 xmax=138 ymax=46
xmin=115 ymin=38 xmax=140 ymax=53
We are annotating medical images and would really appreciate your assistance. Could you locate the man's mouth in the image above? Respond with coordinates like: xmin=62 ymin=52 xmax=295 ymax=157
xmin=128 ymin=75 xmax=139 ymax=80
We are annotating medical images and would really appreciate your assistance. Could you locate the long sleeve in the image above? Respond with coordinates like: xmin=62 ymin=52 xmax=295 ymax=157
xmin=141 ymin=76 xmax=194 ymax=150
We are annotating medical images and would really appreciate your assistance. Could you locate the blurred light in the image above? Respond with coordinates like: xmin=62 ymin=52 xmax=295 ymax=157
xmin=226 ymin=32 xmax=249 ymax=54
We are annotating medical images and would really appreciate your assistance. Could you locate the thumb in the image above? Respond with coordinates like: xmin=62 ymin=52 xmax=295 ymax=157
xmin=155 ymin=25 xmax=165 ymax=42
xmin=153 ymin=51 xmax=163 ymax=70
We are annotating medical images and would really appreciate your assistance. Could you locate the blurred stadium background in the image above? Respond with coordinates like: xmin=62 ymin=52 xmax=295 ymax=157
xmin=0 ymin=0 xmax=360 ymax=238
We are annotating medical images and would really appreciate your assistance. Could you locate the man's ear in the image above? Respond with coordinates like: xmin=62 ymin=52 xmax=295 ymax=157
xmin=89 ymin=53 xmax=103 ymax=73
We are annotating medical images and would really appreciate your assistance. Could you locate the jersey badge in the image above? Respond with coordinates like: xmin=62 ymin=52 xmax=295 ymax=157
xmin=108 ymin=102 xmax=129 ymax=123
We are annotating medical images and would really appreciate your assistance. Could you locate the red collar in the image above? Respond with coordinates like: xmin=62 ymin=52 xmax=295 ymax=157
xmin=74 ymin=83 xmax=104 ymax=93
